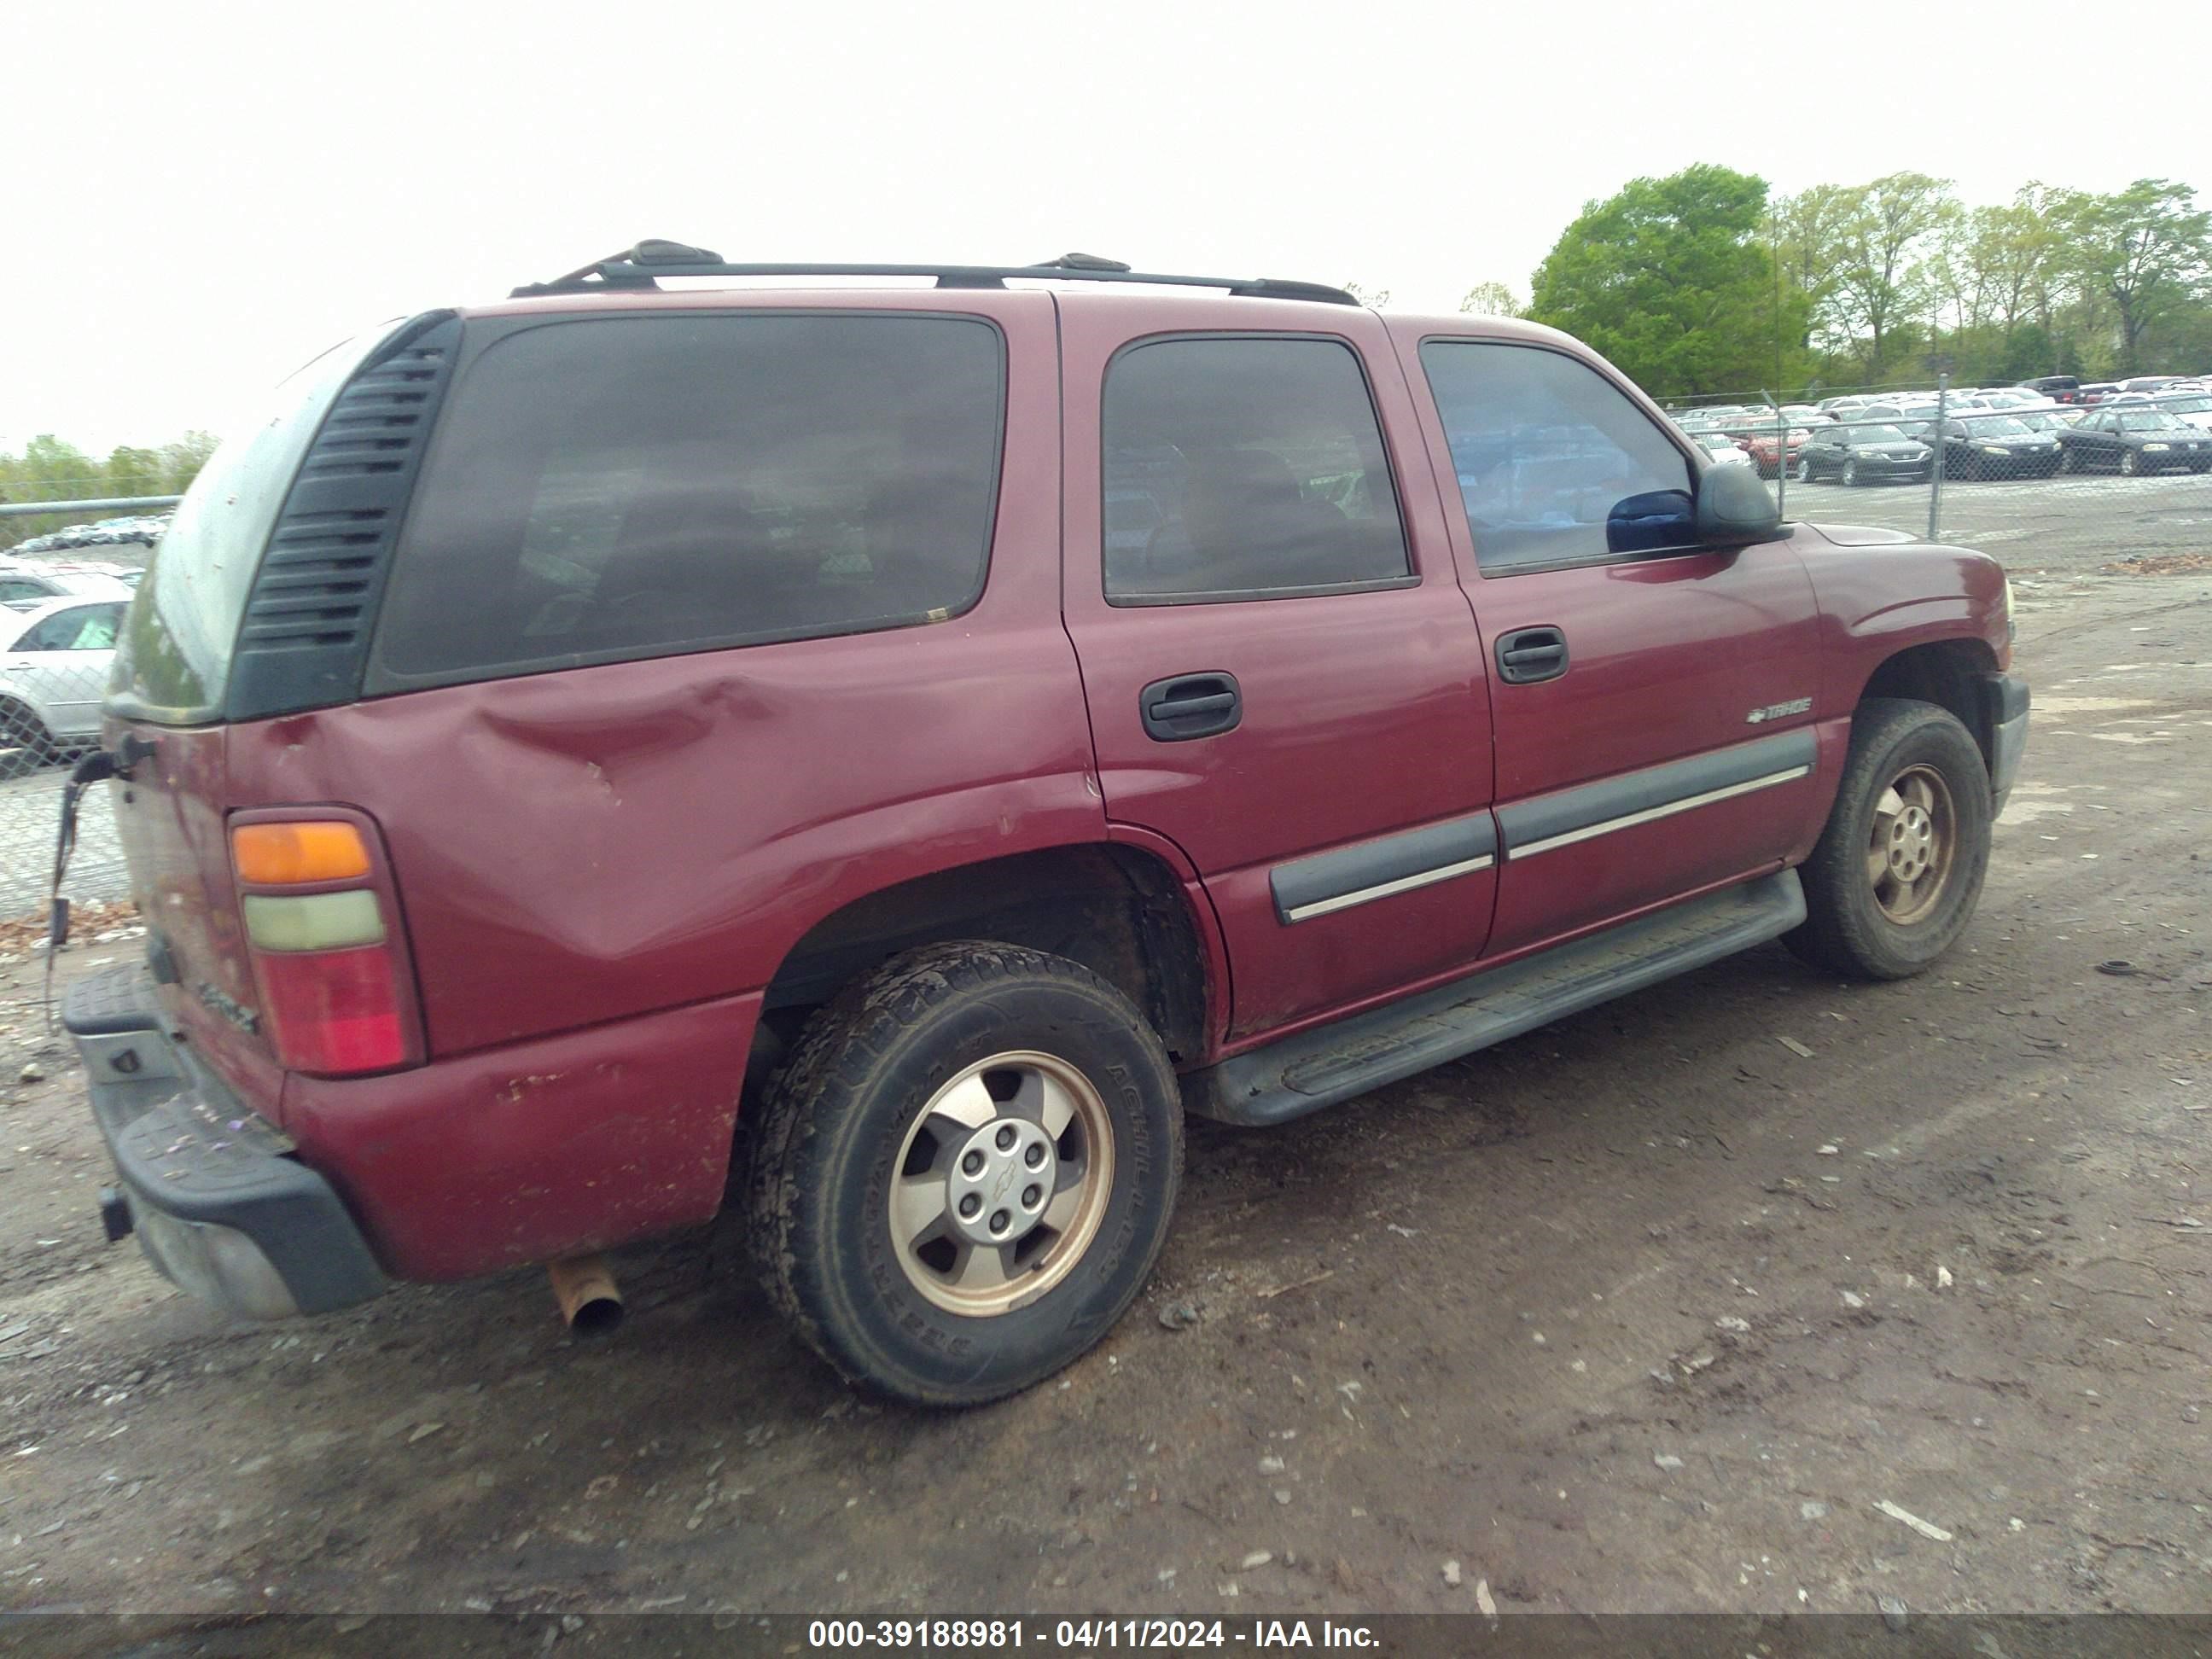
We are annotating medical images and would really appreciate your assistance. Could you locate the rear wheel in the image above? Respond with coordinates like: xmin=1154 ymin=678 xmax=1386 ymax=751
xmin=747 ymin=941 xmax=1183 ymax=1405
xmin=0 ymin=701 xmax=54 ymax=780
xmin=1795 ymin=454 xmax=1814 ymax=483
xmin=1841 ymin=457 xmax=1860 ymax=487
xmin=1785 ymin=699 xmax=1992 ymax=981
xmin=2058 ymin=446 xmax=2078 ymax=474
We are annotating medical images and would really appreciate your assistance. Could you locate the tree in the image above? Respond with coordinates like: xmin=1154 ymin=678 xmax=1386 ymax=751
xmin=1458 ymin=281 xmax=1522 ymax=317
xmin=2050 ymin=179 xmax=2212 ymax=372
xmin=105 ymin=445 xmax=166 ymax=501
xmin=160 ymin=432 xmax=220 ymax=496
xmin=1825 ymin=172 xmax=1958 ymax=378
xmin=1342 ymin=281 xmax=1392 ymax=308
xmin=1524 ymin=164 xmax=1809 ymax=398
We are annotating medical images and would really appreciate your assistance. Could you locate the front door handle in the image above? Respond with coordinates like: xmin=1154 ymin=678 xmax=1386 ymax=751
xmin=1496 ymin=626 xmax=1569 ymax=685
xmin=1139 ymin=672 xmax=1242 ymax=742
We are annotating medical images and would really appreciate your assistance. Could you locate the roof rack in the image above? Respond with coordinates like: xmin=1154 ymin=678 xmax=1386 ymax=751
xmin=509 ymin=241 xmax=1359 ymax=306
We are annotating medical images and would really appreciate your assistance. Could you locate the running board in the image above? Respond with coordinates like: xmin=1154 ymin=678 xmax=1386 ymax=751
xmin=1185 ymin=870 xmax=1805 ymax=1127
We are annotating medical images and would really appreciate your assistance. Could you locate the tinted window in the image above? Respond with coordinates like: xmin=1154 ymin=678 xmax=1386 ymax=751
xmin=108 ymin=323 xmax=405 ymax=724
xmin=1854 ymin=426 xmax=1914 ymax=445
xmin=1419 ymin=341 xmax=1694 ymax=572
xmin=0 ymin=579 xmax=48 ymax=604
xmin=1101 ymin=337 xmax=1410 ymax=602
xmin=375 ymin=314 xmax=1004 ymax=684
xmin=16 ymin=603 xmax=122 ymax=652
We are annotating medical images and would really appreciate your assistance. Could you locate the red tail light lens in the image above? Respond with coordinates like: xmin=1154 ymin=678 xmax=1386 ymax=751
xmin=253 ymin=946 xmax=408 ymax=1076
xmin=229 ymin=811 xmax=421 ymax=1078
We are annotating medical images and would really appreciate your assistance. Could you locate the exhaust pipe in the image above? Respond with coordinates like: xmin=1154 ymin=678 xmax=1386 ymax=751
xmin=547 ymin=1254 xmax=623 ymax=1337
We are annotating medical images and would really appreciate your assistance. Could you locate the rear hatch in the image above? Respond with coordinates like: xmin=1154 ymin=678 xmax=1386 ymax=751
xmin=99 ymin=319 xmax=420 ymax=1105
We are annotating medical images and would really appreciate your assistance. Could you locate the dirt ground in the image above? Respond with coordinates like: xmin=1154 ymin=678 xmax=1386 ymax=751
xmin=2 ymin=561 xmax=2208 ymax=1626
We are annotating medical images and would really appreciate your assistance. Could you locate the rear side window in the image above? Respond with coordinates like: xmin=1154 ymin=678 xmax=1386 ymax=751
xmin=1102 ymin=336 xmax=1411 ymax=602
xmin=372 ymin=314 xmax=1004 ymax=685
xmin=1420 ymin=341 xmax=1696 ymax=573
xmin=108 ymin=323 xmax=403 ymax=724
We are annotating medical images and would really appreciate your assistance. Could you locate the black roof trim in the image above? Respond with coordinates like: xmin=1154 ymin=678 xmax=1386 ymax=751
xmin=510 ymin=242 xmax=1359 ymax=306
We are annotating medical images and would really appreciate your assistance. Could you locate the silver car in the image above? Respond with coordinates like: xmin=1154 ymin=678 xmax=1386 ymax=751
xmin=0 ymin=594 xmax=129 ymax=777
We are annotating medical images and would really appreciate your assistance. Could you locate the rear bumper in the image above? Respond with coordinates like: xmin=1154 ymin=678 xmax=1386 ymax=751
xmin=1982 ymin=672 xmax=2029 ymax=814
xmin=63 ymin=965 xmax=386 ymax=1320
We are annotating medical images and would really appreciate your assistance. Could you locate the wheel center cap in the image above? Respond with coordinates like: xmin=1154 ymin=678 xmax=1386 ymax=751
xmin=946 ymin=1119 xmax=1057 ymax=1247
xmin=1888 ymin=806 xmax=1935 ymax=878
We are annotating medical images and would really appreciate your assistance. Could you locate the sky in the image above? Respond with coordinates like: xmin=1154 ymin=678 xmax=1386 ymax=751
xmin=6 ymin=0 xmax=2209 ymax=461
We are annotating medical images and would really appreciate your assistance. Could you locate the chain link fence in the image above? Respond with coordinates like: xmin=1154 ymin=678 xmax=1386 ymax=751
xmin=1667 ymin=375 xmax=2212 ymax=568
xmin=0 ymin=532 xmax=148 ymax=921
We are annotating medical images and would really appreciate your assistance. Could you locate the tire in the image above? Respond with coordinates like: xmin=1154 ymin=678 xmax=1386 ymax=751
xmin=1841 ymin=457 xmax=1860 ymax=487
xmin=2058 ymin=446 xmax=2077 ymax=474
xmin=747 ymin=941 xmax=1184 ymax=1406
xmin=1795 ymin=454 xmax=1813 ymax=484
xmin=1784 ymin=699 xmax=1993 ymax=981
xmin=0 ymin=701 xmax=54 ymax=781
xmin=2120 ymin=449 xmax=2139 ymax=477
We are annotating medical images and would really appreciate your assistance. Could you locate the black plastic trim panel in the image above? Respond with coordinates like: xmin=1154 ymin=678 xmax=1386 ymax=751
xmin=1498 ymin=728 xmax=1817 ymax=856
xmin=1270 ymin=814 xmax=1496 ymax=924
xmin=224 ymin=311 xmax=463 ymax=721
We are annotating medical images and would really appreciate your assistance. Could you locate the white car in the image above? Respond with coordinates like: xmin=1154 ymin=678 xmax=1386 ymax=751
xmin=0 ymin=561 xmax=137 ymax=612
xmin=0 ymin=594 xmax=129 ymax=777
xmin=1691 ymin=431 xmax=1755 ymax=467
xmin=2153 ymin=390 xmax=2212 ymax=432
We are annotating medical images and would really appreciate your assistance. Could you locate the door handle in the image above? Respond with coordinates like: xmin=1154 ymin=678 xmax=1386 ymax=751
xmin=1139 ymin=672 xmax=1243 ymax=742
xmin=1496 ymin=626 xmax=1569 ymax=685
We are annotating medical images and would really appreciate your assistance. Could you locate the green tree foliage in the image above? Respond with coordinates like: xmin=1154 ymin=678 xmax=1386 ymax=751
xmin=1458 ymin=281 xmax=1522 ymax=317
xmin=2048 ymin=180 xmax=2212 ymax=373
xmin=0 ymin=428 xmax=218 ymax=550
xmin=1525 ymin=165 xmax=1813 ymax=397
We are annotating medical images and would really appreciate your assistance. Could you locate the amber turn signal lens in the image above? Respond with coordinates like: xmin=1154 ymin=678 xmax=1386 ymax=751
xmin=231 ymin=821 xmax=372 ymax=886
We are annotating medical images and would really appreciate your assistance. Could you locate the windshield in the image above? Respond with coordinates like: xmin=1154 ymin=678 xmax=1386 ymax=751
xmin=1857 ymin=426 xmax=1915 ymax=445
xmin=106 ymin=321 xmax=405 ymax=723
xmin=1964 ymin=416 xmax=2035 ymax=437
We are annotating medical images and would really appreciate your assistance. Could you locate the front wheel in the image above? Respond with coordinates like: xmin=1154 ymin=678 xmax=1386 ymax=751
xmin=2058 ymin=446 xmax=2078 ymax=474
xmin=1795 ymin=454 xmax=1814 ymax=483
xmin=2120 ymin=449 xmax=2139 ymax=477
xmin=1841 ymin=457 xmax=1860 ymax=486
xmin=1784 ymin=699 xmax=1993 ymax=981
xmin=747 ymin=942 xmax=1184 ymax=1405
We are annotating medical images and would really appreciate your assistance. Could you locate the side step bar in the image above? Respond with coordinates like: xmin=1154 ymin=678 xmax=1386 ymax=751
xmin=1185 ymin=870 xmax=1806 ymax=1127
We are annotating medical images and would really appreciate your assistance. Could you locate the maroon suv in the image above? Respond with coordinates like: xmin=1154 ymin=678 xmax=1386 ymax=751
xmin=61 ymin=243 xmax=2027 ymax=1405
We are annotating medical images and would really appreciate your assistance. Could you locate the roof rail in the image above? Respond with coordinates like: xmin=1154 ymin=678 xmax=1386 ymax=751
xmin=509 ymin=241 xmax=1359 ymax=306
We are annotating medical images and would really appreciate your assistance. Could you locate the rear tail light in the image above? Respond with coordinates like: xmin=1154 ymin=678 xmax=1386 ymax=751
xmin=230 ymin=814 xmax=420 ymax=1077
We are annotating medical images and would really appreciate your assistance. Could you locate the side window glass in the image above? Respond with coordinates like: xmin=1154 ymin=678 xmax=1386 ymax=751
xmin=15 ymin=611 xmax=73 ymax=652
xmin=1418 ymin=341 xmax=1696 ymax=573
xmin=0 ymin=579 xmax=46 ymax=604
xmin=1102 ymin=337 xmax=1412 ymax=602
xmin=17 ymin=605 xmax=119 ymax=651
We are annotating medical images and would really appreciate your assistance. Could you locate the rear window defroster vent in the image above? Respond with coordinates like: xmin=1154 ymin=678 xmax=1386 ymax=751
xmin=225 ymin=312 xmax=462 ymax=720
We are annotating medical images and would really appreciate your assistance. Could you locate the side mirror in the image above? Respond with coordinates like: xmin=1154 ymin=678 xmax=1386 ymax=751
xmin=1695 ymin=463 xmax=1784 ymax=546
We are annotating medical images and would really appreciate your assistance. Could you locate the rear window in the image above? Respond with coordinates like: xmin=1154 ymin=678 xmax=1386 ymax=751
xmin=370 ymin=313 xmax=1004 ymax=686
xmin=108 ymin=323 xmax=403 ymax=723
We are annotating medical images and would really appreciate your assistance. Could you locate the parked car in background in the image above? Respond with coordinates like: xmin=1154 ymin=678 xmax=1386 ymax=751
xmin=2074 ymin=382 xmax=2122 ymax=406
xmin=2057 ymin=405 xmax=2212 ymax=474
xmin=1689 ymin=430 xmax=1755 ymax=467
xmin=1912 ymin=414 xmax=2064 ymax=480
xmin=2011 ymin=409 xmax=2084 ymax=435
xmin=0 ymin=595 xmax=128 ymax=776
xmin=1743 ymin=423 xmax=1816 ymax=478
xmin=0 ymin=560 xmax=137 ymax=611
xmin=2151 ymin=389 xmax=2212 ymax=432
xmin=1796 ymin=422 xmax=1934 ymax=485
xmin=2114 ymin=375 xmax=2187 ymax=395
xmin=2017 ymin=375 xmax=2081 ymax=403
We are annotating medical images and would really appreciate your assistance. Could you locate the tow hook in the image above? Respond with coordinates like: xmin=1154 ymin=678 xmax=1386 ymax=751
xmin=547 ymin=1254 xmax=624 ymax=1337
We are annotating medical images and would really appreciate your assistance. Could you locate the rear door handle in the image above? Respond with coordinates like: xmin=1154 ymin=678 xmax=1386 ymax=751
xmin=1496 ymin=626 xmax=1569 ymax=685
xmin=1139 ymin=672 xmax=1243 ymax=742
